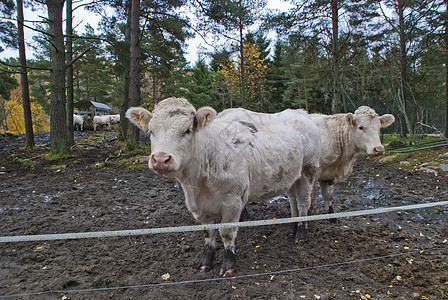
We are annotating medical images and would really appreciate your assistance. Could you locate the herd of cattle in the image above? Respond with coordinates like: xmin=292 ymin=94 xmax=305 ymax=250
xmin=73 ymin=114 xmax=120 ymax=131
xmin=123 ymin=97 xmax=395 ymax=276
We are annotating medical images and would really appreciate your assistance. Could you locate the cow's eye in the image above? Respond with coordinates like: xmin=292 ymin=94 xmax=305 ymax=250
xmin=183 ymin=129 xmax=191 ymax=136
xmin=358 ymin=126 xmax=364 ymax=131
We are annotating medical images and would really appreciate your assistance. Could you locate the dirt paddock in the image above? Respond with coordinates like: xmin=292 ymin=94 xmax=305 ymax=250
xmin=0 ymin=132 xmax=447 ymax=299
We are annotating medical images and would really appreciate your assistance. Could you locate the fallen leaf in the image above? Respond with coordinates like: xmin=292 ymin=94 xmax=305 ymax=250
xmin=396 ymin=275 xmax=402 ymax=281
xmin=161 ymin=273 xmax=170 ymax=280
xmin=36 ymin=245 xmax=43 ymax=251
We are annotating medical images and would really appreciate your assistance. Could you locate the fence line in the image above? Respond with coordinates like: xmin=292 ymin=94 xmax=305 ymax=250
xmin=1 ymin=201 xmax=447 ymax=243
xmin=1 ymin=246 xmax=447 ymax=299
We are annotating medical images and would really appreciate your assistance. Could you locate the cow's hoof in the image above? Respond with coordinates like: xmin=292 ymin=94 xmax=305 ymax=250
xmin=295 ymin=224 xmax=307 ymax=243
xmin=289 ymin=222 xmax=298 ymax=237
xmin=200 ymin=244 xmax=216 ymax=271
xmin=200 ymin=265 xmax=212 ymax=272
xmin=220 ymin=249 xmax=236 ymax=277
xmin=220 ymin=268 xmax=235 ymax=277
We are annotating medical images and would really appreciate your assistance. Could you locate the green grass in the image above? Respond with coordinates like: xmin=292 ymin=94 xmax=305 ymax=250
xmin=78 ymin=133 xmax=113 ymax=144
xmin=48 ymin=164 xmax=67 ymax=170
xmin=383 ymin=133 xmax=446 ymax=149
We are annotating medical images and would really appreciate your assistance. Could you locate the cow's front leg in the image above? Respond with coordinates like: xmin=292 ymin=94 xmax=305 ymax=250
xmin=200 ymin=228 xmax=218 ymax=272
xmin=219 ymin=226 xmax=238 ymax=276
xmin=218 ymin=201 xmax=243 ymax=276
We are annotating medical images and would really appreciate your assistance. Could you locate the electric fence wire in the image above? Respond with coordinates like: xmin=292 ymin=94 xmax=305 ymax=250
xmin=0 ymin=246 xmax=447 ymax=299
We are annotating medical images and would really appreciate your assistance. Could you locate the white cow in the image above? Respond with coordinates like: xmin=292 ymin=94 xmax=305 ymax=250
xmin=73 ymin=114 xmax=84 ymax=131
xmin=109 ymin=114 xmax=120 ymax=125
xmin=310 ymin=106 xmax=395 ymax=215
xmin=126 ymin=97 xmax=321 ymax=276
xmin=218 ymin=106 xmax=395 ymax=227
xmin=93 ymin=115 xmax=111 ymax=131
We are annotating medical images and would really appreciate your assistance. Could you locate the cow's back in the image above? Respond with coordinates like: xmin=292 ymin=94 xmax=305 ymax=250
xmin=210 ymin=111 xmax=320 ymax=202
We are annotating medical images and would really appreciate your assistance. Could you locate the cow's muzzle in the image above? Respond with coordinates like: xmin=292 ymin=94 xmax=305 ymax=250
xmin=372 ymin=146 xmax=385 ymax=156
xmin=150 ymin=152 xmax=173 ymax=170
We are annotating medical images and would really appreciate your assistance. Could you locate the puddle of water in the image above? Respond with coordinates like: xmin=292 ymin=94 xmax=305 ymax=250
xmin=0 ymin=191 xmax=66 ymax=213
xmin=331 ymin=175 xmax=447 ymax=219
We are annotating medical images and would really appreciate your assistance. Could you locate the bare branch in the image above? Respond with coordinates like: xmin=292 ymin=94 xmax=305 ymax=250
xmin=0 ymin=60 xmax=51 ymax=71
xmin=378 ymin=2 xmax=398 ymax=34
xmin=65 ymin=46 xmax=94 ymax=68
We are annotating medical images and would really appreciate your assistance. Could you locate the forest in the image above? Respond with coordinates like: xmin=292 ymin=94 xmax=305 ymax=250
xmin=0 ymin=0 xmax=447 ymax=154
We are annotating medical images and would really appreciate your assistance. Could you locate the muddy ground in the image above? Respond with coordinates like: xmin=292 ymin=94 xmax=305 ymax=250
xmin=0 ymin=132 xmax=447 ymax=300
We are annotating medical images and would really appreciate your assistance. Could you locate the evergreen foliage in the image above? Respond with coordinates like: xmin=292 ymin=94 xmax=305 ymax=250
xmin=0 ymin=0 xmax=447 ymax=144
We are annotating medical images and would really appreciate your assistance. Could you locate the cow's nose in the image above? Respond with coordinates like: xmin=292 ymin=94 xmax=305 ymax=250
xmin=373 ymin=146 xmax=384 ymax=156
xmin=151 ymin=152 xmax=173 ymax=170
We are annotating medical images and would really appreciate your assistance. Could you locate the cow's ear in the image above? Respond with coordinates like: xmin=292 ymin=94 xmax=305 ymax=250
xmin=195 ymin=106 xmax=217 ymax=130
xmin=345 ymin=113 xmax=354 ymax=126
xmin=379 ymin=114 xmax=395 ymax=128
xmin=126 ymin=107 xmax=152 ymax=133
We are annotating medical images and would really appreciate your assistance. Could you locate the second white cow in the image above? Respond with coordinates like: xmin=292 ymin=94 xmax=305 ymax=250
xmin=311 ymin=106 xmax=395 ymax=215
xmin=126 ymin=97 xmax=321 ymax=276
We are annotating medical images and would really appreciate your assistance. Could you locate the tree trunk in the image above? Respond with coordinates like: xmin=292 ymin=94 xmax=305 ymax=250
xmin=126 ymin=0 xmax=141 ymax=149
xmin=331 ymin=0 xmax=343 ymax=113
xmin=119 ymin=12 xmax=131 ymax=141
xmin=47 ymin=0 xmax=69 ymax=154
xmin=66 ymin=0 xmax=74 ymax=144
xmin=16 ymin=0 xmax=34 ymax=148
xmin=239 ymin=19 xmax=246 ymax=108
xmin=445 ymin=0 xmax=448 ymax=137
xmin=398 ymin=0 xmax=409 ymax=137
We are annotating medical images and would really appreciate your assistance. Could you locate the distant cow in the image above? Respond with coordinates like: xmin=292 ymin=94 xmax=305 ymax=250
xmin=73 ymin=114 xmax=84 ymax=131
xmin=109 ymin=114 xmax=120 ymax=125
xmin=310 ymin=106 xmax=395 ymax=215
xmin=93 ymin=115 xmax=111 ymax=131
xmin=126 ymin=97 xmax=321 ymax=276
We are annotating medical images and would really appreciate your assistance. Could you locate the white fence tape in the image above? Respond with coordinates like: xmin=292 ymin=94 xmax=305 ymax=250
xmin=1 ymin=201 xmax=447 ymax=243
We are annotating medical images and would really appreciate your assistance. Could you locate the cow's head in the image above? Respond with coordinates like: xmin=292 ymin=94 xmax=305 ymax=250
xmin=346 ymin=106 xmax=395 ymax=156
xmin=126 ymin=97 xmax=216 ymax=177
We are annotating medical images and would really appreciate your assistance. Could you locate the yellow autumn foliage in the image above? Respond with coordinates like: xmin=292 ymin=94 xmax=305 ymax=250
xmin=218 ymin=42 xmax=268 ymax=107
xmin=1 ymin=84 xmax=49 ymax=135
